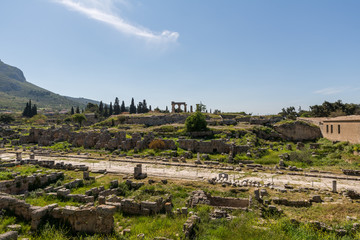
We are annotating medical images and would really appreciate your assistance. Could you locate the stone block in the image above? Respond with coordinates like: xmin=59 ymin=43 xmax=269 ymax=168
xmin=0 ymin=231 xmax=18 ymax=240
xmin=57 ymin=188 xmax=70 ymax=197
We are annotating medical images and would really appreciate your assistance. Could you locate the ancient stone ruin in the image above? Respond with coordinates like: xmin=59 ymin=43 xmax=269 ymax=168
xmin=188 ymin=190 xmax=250 ymax=209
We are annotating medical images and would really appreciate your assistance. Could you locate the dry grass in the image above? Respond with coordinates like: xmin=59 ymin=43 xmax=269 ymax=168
xmin=284 ymin=202 xmax=360 ymax=225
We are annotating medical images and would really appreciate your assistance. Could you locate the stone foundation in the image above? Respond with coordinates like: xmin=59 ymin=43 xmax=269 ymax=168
xmin=188 ymin=190 xmax=250 ymax=209
xmin=0 ymin=194 xmax=115 ymax=234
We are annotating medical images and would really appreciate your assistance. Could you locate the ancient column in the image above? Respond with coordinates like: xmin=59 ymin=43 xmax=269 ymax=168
xmin=16 ymin=152 xmax=22 ymax=161
xmin=171 ymin=102 xmax=175 ymax=113
xmin=332 ymin=180 xmax=337 ymax=193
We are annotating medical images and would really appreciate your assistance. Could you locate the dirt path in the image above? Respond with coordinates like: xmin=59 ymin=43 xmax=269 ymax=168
xmin=1 ymin=152 xmax=359 ymax=192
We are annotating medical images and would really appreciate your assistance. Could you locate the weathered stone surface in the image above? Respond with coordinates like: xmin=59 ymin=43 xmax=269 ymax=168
xmin=0 ymin=172 xmax=63 ymax=195
xmin=178 ymin=139 xmax=249 ymax=154
xmin=183 ymin=215 xmax=200 ymax=239
xmin=188 ymin=190 xmax=249 ymax=208
xmin=344 ymin=189 xmax=360 ymax=199
xmin=272 ymin=198 xmax=312 ymax=207
xmin=0 ymin=194 xmax=115 ymax=234
xmin=274 ymin=121 xmax=322 ymax=141
xmin=0 ymin=231 xmax=18 ymax=240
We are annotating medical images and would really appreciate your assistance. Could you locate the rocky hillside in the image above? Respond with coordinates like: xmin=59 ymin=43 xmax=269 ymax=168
xmin=0 ymin=59 xmax=98 ymax=112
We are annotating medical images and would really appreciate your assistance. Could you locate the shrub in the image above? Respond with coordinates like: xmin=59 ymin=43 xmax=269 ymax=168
xmin=149 ymin=139 xmax=166 ymax=150
xmin=0 ymin=114 xmax=14 ymax=124
xmin=289 ymin=151 xmax=312 ymax=165
xmin=185 ymin=111 xmax=208 ymax=132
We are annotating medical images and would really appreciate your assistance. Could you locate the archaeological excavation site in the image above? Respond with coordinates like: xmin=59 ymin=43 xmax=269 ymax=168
xmin=1 ymin=109 xmax=360 ymax=240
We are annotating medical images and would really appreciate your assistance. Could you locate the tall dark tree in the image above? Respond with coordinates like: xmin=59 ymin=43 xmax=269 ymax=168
xmin=114 ymin=97 xmax=120 ymax=115
xmin=104 ymin=104 xmax=109 ymax=117
xmin=99 ymin=101 xmax=104 ymax=115
xmin=137 ymin=102 xmax=143 ymax=113
xmin=71 ymin=107 xmax=75 ymax=115
xmin=149 ymin=105 xmax=152 ymax=112
xmin=76 ymin=106 xmax=80 ymax=114
xmin=22 ymin=102 xmax=30 ymax=117
xmin=129 ymin=98 xmax=136 ymax=114
xmin=22 ymin=100 xmax=37 ymax=118
xmin=120 ymin=101 xmax=126 ymax=113
xmin=142 ymin=99 xmax=149 ymax=113
xmin=109 ymin=102 xmax=113 ymax=116
xmin=31 ymin=104 xmax=37 ymax=117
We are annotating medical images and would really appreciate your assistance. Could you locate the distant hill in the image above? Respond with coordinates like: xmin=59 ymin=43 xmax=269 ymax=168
xmin=0 ymin=59 xmax=98 ymax=112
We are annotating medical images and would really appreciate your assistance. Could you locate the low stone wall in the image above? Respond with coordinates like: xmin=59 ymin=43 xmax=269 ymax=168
xmin=209 ymin=196 xmax=250 ymax=208
xmin=0 ymin=194 xmax=115 ymax=234
xmin=342 ymin=169 xmax=360 ymax=176
xmin=178 ymin=139 xmax=249 ymax=154
xmin=188 ymin=190 xmax=250 ymax=209
xmin=344 ymin=189 xmax=360 ymax=199
xmin=23 ymin=159 xmax=89 ymax=171
xmin=272 ymin=198 xmax=312 ymax=207
xmin=52 ymin=205 xmax=115 ymax=234
xmin=123 ymin=114 xmax=188 ymax=126
xmin=0 ymin=172 xmax=63 ymax=194
xmin=121 ymin=195 xmax=172 ymax=215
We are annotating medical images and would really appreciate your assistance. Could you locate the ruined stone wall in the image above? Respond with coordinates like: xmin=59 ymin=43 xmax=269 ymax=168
xmin=188 ymin=190 xmax=250 ymax=208
xmin=178 ymin=139 xmax=249 ymax=154
xmin=0 ymin=172 xmax=63 ymax=194
xmin=21 ymin=159 xmax=88 ymax=171
xmin=120 ymin=196 xmax=171 ymax=215
xmin=123 ymin=114 xmax=188 ymax=126
xmin=0 ymin=194 xmax=115 ymax=233
xmin=209 ymin=196 xmax=250 ymax=208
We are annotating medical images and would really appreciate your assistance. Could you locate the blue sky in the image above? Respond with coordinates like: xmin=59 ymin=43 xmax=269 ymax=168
xmin=1 ymin=0 xmax=360 ymax=114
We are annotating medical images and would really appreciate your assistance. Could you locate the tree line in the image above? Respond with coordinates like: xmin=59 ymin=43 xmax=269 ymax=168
xmin=70 ymin=97 xmax=151 ymax=117
xmin=280 ymin=100 xmax=360 ymax=119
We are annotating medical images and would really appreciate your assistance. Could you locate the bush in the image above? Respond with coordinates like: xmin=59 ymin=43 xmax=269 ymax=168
xmin=289 ymin=151 xmax=312 ymax=165
xmin=149 ymin=139 xmax=166 ymax=150
xmin=185 ymin=111 xmax=208 ymax=132
xmin=0 ymin=114 xmax=14 ymax=124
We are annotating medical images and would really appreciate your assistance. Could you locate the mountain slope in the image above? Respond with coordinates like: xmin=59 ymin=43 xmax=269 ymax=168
xmin=0 ymin=60 xmax=98 ymax=112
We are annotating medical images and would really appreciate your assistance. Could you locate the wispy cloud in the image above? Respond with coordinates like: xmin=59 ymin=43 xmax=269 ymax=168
xmin=313 ymin=87 xmax=348 ymax=95
xmin=53 ymin=0 xmax=179 ymax=42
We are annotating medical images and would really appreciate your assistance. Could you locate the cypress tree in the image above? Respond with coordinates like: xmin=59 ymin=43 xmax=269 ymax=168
xmin=71 ymin=107 xmax=74 ymax=115
xmin=99 ymin=101 xmax=104 ymax=115
xmin=109 ymin=102 xmax=113 ymax=116
xmin=120 ymin=101 xmax=126 ymax=113
xmin=104 ymin=104 xmax=109 ymax=117
xmin=76 ymin=106 xmax=80 ymax=114
xmin=22 ymin=100 xmax=36 ymax=117
xmin=28 ymin=100 xmax=32 ymax=116
xmin=31 ymin=104 xmax=37 ymax=117
xmin=129 ymin=98 xmax=136 ymax=114
xmin=114 ymin=97 xmax=120 ymax=115
xmin=142 ymin=99 xmax=149 ymax=113
xmin=137 ymin=102 xmax=143 ymax=113
xmin=22 ymin=102 xmax=29 ymax=117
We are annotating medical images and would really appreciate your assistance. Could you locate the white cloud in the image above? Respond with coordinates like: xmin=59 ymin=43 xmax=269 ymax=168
xmin=53 ymin=0 xmax=179 ymax=42
xmin=313 ymin=87 xmax=347 ymax=95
